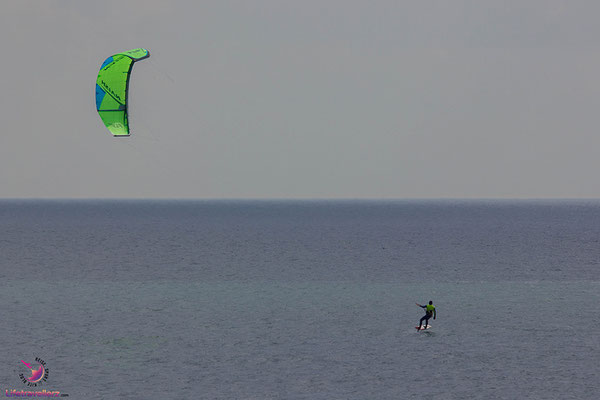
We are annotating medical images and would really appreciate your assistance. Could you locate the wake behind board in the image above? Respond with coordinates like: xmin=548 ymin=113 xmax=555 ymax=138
xmin=415 ymin=325 xmax=432 ymax=331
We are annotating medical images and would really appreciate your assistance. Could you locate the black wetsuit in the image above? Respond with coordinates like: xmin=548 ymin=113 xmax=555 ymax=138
xmin=418 ymin=304 xmax=435 ymax=328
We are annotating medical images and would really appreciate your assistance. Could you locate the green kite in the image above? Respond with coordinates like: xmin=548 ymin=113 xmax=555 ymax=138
xmin=95 ymin=48 xmax=150 ymax=136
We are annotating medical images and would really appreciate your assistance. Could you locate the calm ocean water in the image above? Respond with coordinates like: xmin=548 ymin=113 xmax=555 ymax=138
xmin=0 ymin=200 xmax=598 ymax=399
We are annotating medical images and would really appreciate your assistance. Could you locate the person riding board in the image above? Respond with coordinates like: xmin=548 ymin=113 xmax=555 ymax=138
xmin=416 ymin=301 xmax=436 ymax=330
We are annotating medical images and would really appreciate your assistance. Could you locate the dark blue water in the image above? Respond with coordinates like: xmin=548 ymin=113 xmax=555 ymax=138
xmin=0 ymin=200 xmax=598 ymax=399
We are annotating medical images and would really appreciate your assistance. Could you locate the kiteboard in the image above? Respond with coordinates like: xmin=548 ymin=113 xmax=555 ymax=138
xmin=415 ymin=325 xmax=432 ymax=331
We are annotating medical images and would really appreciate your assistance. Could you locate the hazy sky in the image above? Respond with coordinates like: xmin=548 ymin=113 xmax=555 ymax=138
xmin=2 ymin=0 xmax=600 ymax=199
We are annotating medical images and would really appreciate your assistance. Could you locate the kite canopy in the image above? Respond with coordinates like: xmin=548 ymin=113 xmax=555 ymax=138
xmin=95 ymin=48 xmax=150 ymax=136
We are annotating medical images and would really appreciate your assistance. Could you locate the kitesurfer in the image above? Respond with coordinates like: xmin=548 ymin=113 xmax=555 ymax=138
xmin=416 ymin=301 xmax=436 ymax=330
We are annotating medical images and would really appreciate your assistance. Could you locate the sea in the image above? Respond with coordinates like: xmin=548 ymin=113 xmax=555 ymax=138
xmin=0 ymin=199 xmax=598 ymax=399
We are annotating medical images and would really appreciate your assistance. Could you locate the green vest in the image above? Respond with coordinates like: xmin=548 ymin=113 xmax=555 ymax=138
xmin=426 ymin=304 xmax=435 ymax=313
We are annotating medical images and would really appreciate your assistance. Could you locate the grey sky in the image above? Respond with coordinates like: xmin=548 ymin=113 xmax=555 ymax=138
xmin=2 ymin=0 xmax=599 ymax=198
